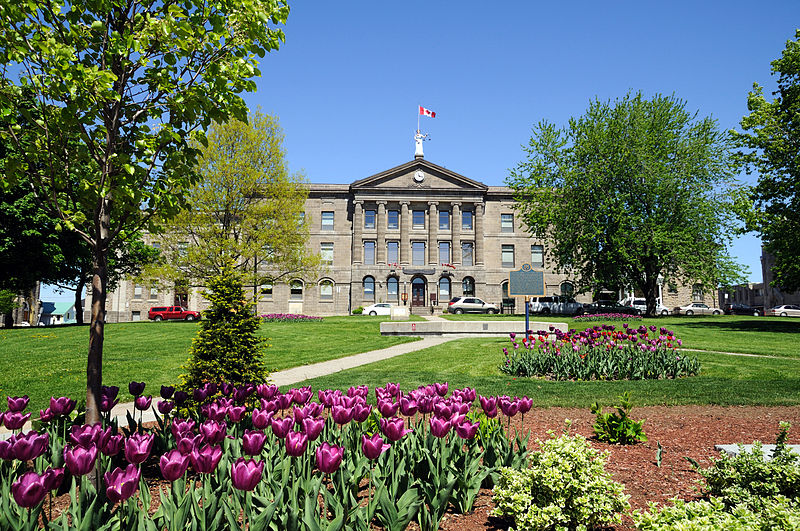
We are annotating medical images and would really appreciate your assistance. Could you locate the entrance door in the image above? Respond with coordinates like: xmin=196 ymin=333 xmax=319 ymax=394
xmin=411 ymin=277 xmax=426 ymax=306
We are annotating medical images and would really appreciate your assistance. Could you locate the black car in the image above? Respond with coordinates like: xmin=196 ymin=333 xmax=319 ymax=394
xmin=723 ymin=303 xmax=764 ymax=316
xmin=582 ymin=301 xmax=642 ymax=316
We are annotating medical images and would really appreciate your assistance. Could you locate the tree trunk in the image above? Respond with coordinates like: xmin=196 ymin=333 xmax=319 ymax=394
xmin=86 ymin=248 xmax=107 ymax=427
xmin=74 ymin=270 xmax=89 ymax=326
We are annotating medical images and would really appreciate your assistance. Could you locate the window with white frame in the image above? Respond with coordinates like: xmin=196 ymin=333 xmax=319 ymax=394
xmin=462 ymin=242 xmax=473 ymax=266
xmin=321 ymin=211 xmax=334 ymax=231
xmin=531 ymin=244 xmax=544 ymax=268
xmin=501 ymin=213 xmax=514 ymax=233
xmin=438 ymin=277 xmax=451 ymax=301
xmin=387 ymin=276 xmax=399 ymax=302
xmin=363 ymin=241 xmax=375 ymax=265
xmin=462 ymin=209 xmax=474 ymax=230
xmin=412 ymin=242 xmax=425 ymax=265
xmin=290 ymin=280 xmax=303 ymax=301
xmin=320 ymin=242 xmax=334 ymax=265
xmin=364 ymin=209 xmax=376 ymax=229
xmin=149 ymin=285 xmax=158 ymax=299
xmin=412 ymin=210 xmax=425 ymax=229
xmin=319 ymin=280 xmax=333 ymax=301
xmin=439 ymin=210 xmax=450 ymax=230
xmin=387 ymin=241 xmax=399 ymax=264
xmin=134 ymin=285 xmax=143 ymax=299
xmin=363 ymin=276 xmax=375 ymax=301
xmin=387 ymin=210 xmax=399 ymax=230
xmin=438 ymin=242 xmax=450 ymax=264
xmin=501 ymin=245 xmax=515 ymax=268
xmin=260 ymin=283 xmax=273 ymax=300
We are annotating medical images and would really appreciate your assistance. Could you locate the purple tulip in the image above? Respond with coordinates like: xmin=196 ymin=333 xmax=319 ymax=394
xmin=292 ymin=405 xmax=308 ymax=425
xmin=331 ymin=405 xmax=354 ymax=426
xmin=199 ymin=420 xmax=227 ymax=445
xmin=176 ymin=433 xmax=203 ymax=455
xmin=160 ymin=449 xmax=190 ymax=481
xmin=259 ymin=399 xmax=279 ymax=414
xmin=4 ymin=411 xmax=30 ymax=430
xmin=316 ymin=442 xmax=344 ymax=474
xmin=42 ymin=467 xmax=65 ymax=492
xmin=203 ymin=402 xmax=227 ymax=422
xmin=228 ymin=406 xmax=247 ymax=423
xmin=242 ymin=430 xmax=268 ymax=456
xmin=271 ymin=417 xmax=294 ymax=439
xmin=219 ymin=382 xmax=233 ymax=396
xmin=347 ymin=385 xmax=369 ymax=398
xmin=499 ymin=398 xmax=520 ymax=417
xmin=0 ymin=439 xmax=12 ymax=460
xmin=192 ymin=387 xmax=208 ymax=403
xmin=417 ymin=396 xmax=435 ymax=415
xmin=399 ymin=397 xmax=418 ymax=416
xmin=256 ymin=384 xmax=278 ymax=400
xmin=124 ymin=433 xmax=154 ymax=465
xmin=51 ymin=395 xmax=78 ymax=416
xmin=105 ymin=464 xmax=140 ymax=504
xmin=7 ymin=396 xmax=30 ymax=412
xmin=231 ymin=457 xmax=264 ymax=491
xmin=361 ymin=433 xmax=390 ymax=460
xmin=157 ymin=400 xmax=174 ymax=415
xmin=101 ymin=434 xmax=125 ymax=457
xmin=251 ymin=408 xmax=274 ymax=430
xmin=479 ymin=396 xmax=499 ymax=418
xmin=455 ymin=420 xmax=480 ymax=440
xmin=102 ymin=385 xmax=120 ymax=400
xmin=11 ymin=471 xmax=48 ymax=508
xmin=434 ymin=382 xmax=448 ymax=397
xmin=285 ymin=430 xmax=308 ymax=457
xmin=64 ymin=444 xmax=98 ymax=476
xmin=301 ymin=417 xmax=325 ymax=441
xmin=377 ymin=400 xmax=399 ymax=418
xmin=276 ymin=393 xmax=292 ymax=410
xmin=429 ymin=417 xmax=452 ymax=438
xmin=380 ymin=417 xmax=412 ymax=442
xmin=12 ymin=430 xmax=49 ymax=461
xmin=385 ymin=382 xmax=400 ymax=398
xmin=174 ymin=391 xmax=189 ymax=406
xmin=69 ymin=424 xmax=103 ymax=449
xmin=233 ymin=387 xmax=251 ymax=404
xmin=353 ymin=403 xmax=372 ymax=423
xmin=434 ymin=402 xmax=453 ymax=420
xmin=99 ymin=395 xmax=119 ymax=413
xmin=190 ymin=444 xmax=223 ymax=474
xmin=292 ymin=386 xmax=313 ymax=405
xmin=128 ymin=381 xmax=146 ymax=397
xmin=134 ymin=395 xmax=152 ymax=411
xmin=39 ymin=408 xmax=54 ymax=423
xmin=160 ymin=385 xmax=175 ymax=399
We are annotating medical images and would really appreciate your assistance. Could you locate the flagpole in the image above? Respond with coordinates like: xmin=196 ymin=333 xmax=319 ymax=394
xmin=417 ymin=104 xmax=420 ymax=133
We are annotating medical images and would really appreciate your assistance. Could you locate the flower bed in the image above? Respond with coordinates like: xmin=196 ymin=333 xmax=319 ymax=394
xmin=260 ymin=313 xmax=323 ymax=322
xmin=0 ymin=382 xmax=532 ymax=529
xmin=500 ymin=325 xmax=699 ymax=380
xmin=574 ymin=312 xmax=644 ymax=322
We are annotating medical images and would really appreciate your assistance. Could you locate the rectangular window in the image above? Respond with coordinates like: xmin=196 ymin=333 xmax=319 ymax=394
xmin=668 ymin=282 xmax=678 ymax=294
xmin=439 ymin=210 xmax=450 ymax=230
xmin=290 ymin=281 xmax=303 ymax=301
xmin=501 ymin=213 xmax=514 ymax=233
xmin=320 ymin=242 xmax=334 ymax=265
xmin=149 ymin=285 xmax=158 ymax=299
xmin=502 ymin=245 xmax=515 ymax=268
xmin=412 ymin=210 xmax=425 ymax=229
xmin=462 ymin=210 xmax=474 ymax=230
xmin=412 ymin=242 xmax=426 ymax=265
xmin=363 ymin=241 xmax=375 ymax=265
xmin=439 ymin=242 xmax=450 ymax=264
xmin=134 ymin=285 xmax=143 ymax=299
xmin=131 ymin=311 xmax=141 ymax=322
xmin=321 ymin=211 xmax=334 ymax=231
xmin=531 ymin=244 xmax=544 ymax=267
xmin=387 ymin=210 xmax=399 ymax=230
xmin=462 ymin=242 xmax=474 ymax=266
xmin=387 ymin=241 xmax=399 ymax=264
xmin=260 ymin=283 xmax=273 ymax=300
xmin=364 ymin=209 xmax=376 ymax=229
xmin=319 ymin=281 xmax=333 ymax=301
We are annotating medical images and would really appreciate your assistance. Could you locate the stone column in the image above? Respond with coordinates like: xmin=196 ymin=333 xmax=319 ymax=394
xmin=475 ymin=202 xmax=485 ymax=265
xmin=451 ymin=202 xmax=461 ymax=265
xmin=428 ymin=201 xmax=438 ymax=265
xmin=376 ymin=201 xmax=386 ymax=264
xmin=353 ymin=201 xmax=363 ymax=264
xmin=400 ymin=201 xmax=410 ymax=265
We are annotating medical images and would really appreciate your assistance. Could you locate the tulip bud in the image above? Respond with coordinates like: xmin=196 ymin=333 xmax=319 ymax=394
xmin=104 ymin=464 xmax=140 ymax=504
xmin=230 ymin=457 xmax=264 ymax=491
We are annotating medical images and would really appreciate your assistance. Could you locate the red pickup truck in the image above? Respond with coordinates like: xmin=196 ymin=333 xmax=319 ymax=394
xmin=148 ymin=306 xmax=201 ymax=321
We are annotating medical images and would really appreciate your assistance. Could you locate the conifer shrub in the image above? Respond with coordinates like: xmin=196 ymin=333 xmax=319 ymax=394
xmin=180 ymin=268 xmax=268 ymax=393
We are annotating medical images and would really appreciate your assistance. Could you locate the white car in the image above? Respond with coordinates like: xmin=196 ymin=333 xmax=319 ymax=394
xmin=619 ymin=297 xmax=671 ymax=316
xmin=529 ymin=296 xmax=584 ymax=315
xmin=767 ymin=304 xmax=800 ymax=317
xmin=673 ymin=302 xmax=722 ymax=316
xmin=362 ymin=303 xmax=393 ymax=316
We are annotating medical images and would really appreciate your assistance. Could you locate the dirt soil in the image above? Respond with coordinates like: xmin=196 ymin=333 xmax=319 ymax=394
xmin=440 ymin=405 xmax=800 ymax=530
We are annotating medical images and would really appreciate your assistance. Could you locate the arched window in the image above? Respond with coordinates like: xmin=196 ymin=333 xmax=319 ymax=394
xmin=319 ymin=279 xmax=334 ymax=301
xmin=501 ymin=281 xmax=509 ymax=299
xmin=387 ymin=276 xmax=399 ymax=302
xmin=438 ymin=277 xmax=451 ymax=301
xmin=363 ymin=276 xmax=375 ymax=301
xmin=462 ymin=276 xmax=475 ymax=297
xmin=290 ymin=280 xmax=303 ymax=301
xmin=560 ymin=282 xmax=574 ymax=297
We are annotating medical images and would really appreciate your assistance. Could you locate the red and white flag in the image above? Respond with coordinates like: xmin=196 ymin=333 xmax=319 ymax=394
xmin=419 ymin=106 xmax=436 ymax=118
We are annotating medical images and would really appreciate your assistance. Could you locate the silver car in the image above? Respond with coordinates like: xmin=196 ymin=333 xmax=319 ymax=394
xmin=673 ymin=302 xmax=722 ymax=316
xmin=767 ymin=304 xmax=800 ymax=317
xmin=447 ymin=297 xmax=499 ymax=314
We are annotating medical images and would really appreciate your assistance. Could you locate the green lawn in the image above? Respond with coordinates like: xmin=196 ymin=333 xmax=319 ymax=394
xmin=441 ymin=314 xmax=800 ymax=358
xmin=294 ymin=336 xmax=800 ymax=407
xmin=0 ymin=316 xmax=419 ymax=410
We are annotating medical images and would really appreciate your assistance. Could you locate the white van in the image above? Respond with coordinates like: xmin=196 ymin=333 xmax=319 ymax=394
xmin=529 ymin=296 xmax=584 ymax=315
xmin=619 ymin=297 xmax=670 ymax=316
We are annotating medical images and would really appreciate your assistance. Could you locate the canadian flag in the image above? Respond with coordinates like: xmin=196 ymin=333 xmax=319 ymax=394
xmin=419 ymin=106 xmax=436 ymax=118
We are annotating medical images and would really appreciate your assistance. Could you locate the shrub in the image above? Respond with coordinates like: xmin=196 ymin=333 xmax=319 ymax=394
xmin=492 ymin=430 xmax=630 ymax=530
xmin=260 ymin=313 xmax=322 ymax=322
xmin=633 ymin=496 xmax=800 ymax=530
xmin=500 ymin=324 xmax=699 ymax=380
xmin=352 ymin=306 xmax=364 ymax=315
xmin=591 ymin=391 xmax=647 ymax=445
xmin=180 ymin=268 xmax=268 ymax=393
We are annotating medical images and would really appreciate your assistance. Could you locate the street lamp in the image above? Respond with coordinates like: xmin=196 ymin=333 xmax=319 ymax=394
xmin=401 ymin=292 xmax=408 ymax=306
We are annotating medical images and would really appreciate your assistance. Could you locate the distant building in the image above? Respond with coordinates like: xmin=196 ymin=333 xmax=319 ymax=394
xmin=39 ymin=301 xmax=78 ymax=326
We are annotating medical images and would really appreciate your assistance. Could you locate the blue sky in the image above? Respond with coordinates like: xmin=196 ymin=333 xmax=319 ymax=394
xmin=40 ymin=0 xmax=799 ymax=301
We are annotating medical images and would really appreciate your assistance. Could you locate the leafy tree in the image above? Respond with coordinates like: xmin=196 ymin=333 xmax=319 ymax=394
xmin=734 ymin=30 xmax=800 ymax=292
xmin=180 ymin=268 xmax=268 ymax=393
xmin=154 ymin=111 xmax=318 ymax=297
xmin=0 ymin=0 xmax=290 ymax=426
xmin=0 ymin=289 xmax=19 ymax=328
xmin=508 ymin=92 xmax=746 ymax=316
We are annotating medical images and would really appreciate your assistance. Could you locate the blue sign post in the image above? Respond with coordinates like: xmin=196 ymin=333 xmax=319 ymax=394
xmin=508 ymin=264 xmax=546 ymax=337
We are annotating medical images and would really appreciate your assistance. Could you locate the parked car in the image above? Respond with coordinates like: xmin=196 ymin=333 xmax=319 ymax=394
xmin=582 ymin=300 xmax=642 ymax=315
xmin=447 ymin=297 xmax=499 ymax=314
xmin=619 ymin=297 xmax=670 ymax=316
xmin=362 ymin=303 xmax=393 ymax=316
xmin=148 ymin=306 xmax=201 ymax=321
xmin=529 ymin=296 xmax=584 ymax=315
xmin=766 ymin=304 xmax=800 ymax=317
xmin=673 ymin=302 xmax=722 ymax=316
xmin=723 ymin=303 xmax=764 ymax=316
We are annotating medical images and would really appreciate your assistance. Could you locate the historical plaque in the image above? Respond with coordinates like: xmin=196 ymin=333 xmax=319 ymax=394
xmin=508 ymin=263 xmax=545 ymax=296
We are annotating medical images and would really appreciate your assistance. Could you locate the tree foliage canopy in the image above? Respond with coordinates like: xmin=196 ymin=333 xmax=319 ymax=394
xmin=155 ymin=111 xmax=318 ymax=288
xmin=734 ymin=29 xmax=800 ymax=292
xmin=508 ymin=92 xmax=746 ymax=315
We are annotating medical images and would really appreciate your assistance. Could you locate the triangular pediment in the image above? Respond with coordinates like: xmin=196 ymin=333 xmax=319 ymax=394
xmin=351 ymin=159 xmax=488 ymax=192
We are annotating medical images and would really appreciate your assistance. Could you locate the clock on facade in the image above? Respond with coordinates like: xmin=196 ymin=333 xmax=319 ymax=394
xmin=413 ymin=170 xmax=425 ymax=182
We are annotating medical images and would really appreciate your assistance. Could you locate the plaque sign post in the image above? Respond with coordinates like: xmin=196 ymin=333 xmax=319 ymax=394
xmin=508 ymin=263 xmax=546 ymax=337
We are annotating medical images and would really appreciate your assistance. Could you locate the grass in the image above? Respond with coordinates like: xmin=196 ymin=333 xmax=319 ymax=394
xmin=441 ymin=314 xmax=800 ymax=358
xmin=295 ymin=336 xmax=800 ymax=407
xmin=0 ymin=316 xmax=419 ymax=411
